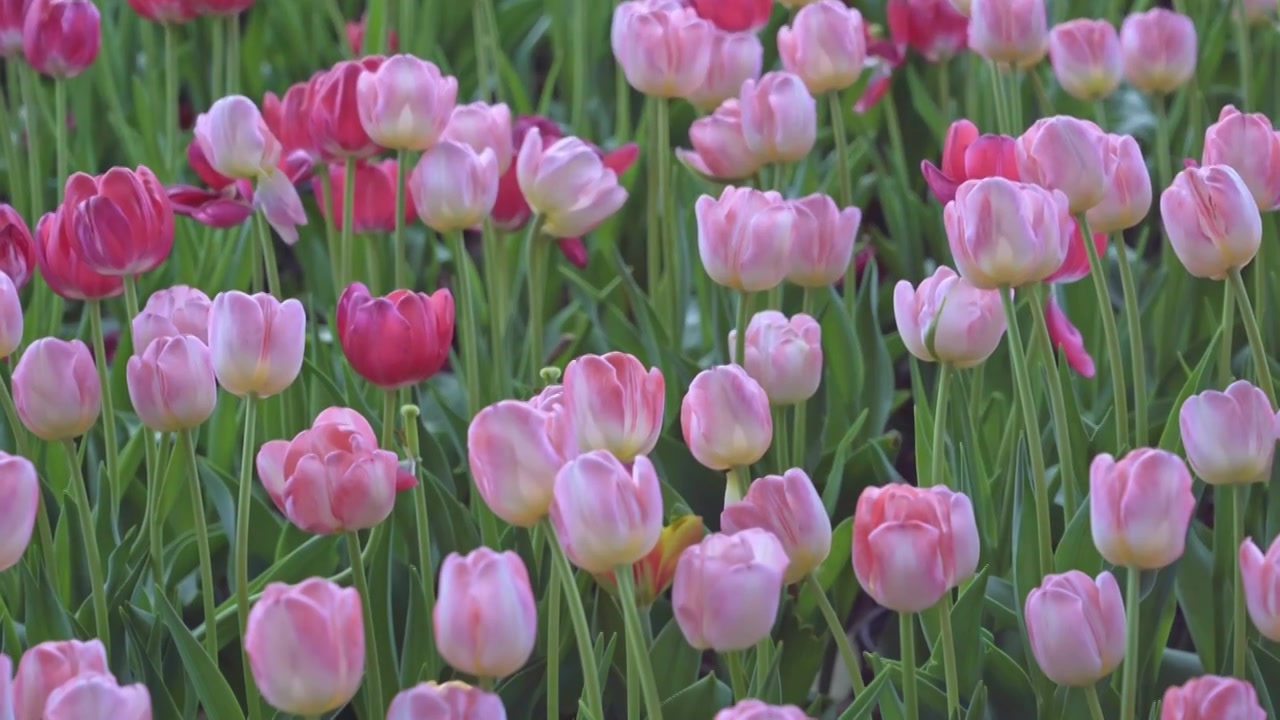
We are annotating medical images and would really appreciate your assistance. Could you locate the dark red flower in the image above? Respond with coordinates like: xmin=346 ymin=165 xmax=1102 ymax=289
xmin=336 ymin=282 xmax=455 ymax=389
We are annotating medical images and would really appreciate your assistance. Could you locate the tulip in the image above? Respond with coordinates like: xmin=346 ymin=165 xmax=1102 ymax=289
xmin=1202 ymin=105 xmax=1280 ymax=212
xmin=43 ymin=674 xmax=151 ymax=720
xmin=262 ymin=78 xmax=318 ymax=161
xmin=194 ymin=95 xmax=283 ymax=180
xmin=1089 ymin=448 xmax=1195 ymax=569
xmin=387 ymin=681 xmax=508 ymax=720
xmin=0 ymin=204 xmax=35 ymax=289
xmin=685 ymin=31 xmax=764 ymax=111
xmin=1087 ymin=134 xmax=1153 ymax=234
xmin=1240 ymin=0 xmax=1278 ymax=24
xmin=12 ymin=639 xmax=109 ymax=720
xmin=691 ymin=0 xmax=772 ymax=32
xmin=1044 ymin=296 xmax=1096 ymax=378
xmin=0 ymin=654 xmax=10 ymax=720
xmin=777 ymin=1 xmax=867 ymax=95
xmin=335 ymin=283 xmax=453 ymax=389
xmin=676 ymin=100 xmax=765 ymax=182
xmin=945 ymin=177 xmax=1072 ymax=289
xmin=207 ymin=291 xmax=306 ymax=398
xmin=516 ymin=128 xmax=629 ymax=238
xmin=308 ymin=58 xmax=385 ymax=161
xmin=593 ymin=514 xmax=705 ymax=607
xmin=245 ymin=578 xmax=364 ymax=716
xmin=312 ymin=160 xmax=412 ymax=234
xmin=611 ymin=2 xmax=715 ymax=98
xmin=562 ymin=352 xmax=664 ymax=462
xmin=356 ymin=54 xmax=457 ymax=151
xmin=716 ymin=700 xmax=813 ymax=720
xmin=1161 ymin=676 xmax=1267 ymax=719
xmin=893 ymin=266 xmax=1006 ymax=368
xmin=345 ymin=14 xmax=399 ymax=54
xmin=0 ymin=272 xmax=20 ymax=359
xmin=550 ymin=451 xmax=664 ymax=573
xmin=787 ymin=193 xmax=862 ymax=288
xmin=22 ymin=0 xmax=100 ymax=78
xmin=126 ymin=335 xmax=217 ymax=433
xmin=193 ymin=0 xmax=253 ymax=14
xmin=721 ymin=468 xmax=831 ymax=584
xmin=409 ymin=141 xmax=500 ymax=233
xmin=126 ymin=0 xmax=195 ymax=22
xmin=1180 ymin=380 xmax=1277 ymax=486
xmin=728 ymin=311 xmax=823 ymax=405
xmin=468 ymin=398 xmax=575 ymax=527
xmin=442 ymin=102 xmax=515 ymax=173
xmin=61 ymin=167 xmax=174 ymax=276
xmin=695 ymin=186 xmax=796 ymax=292
xmin=1024 ymin=570 xmax=1126 ymax=686
xmin=1043 ymin=219 xmax=1106 ymax=284
xmin=852 ymin=483 xmax=980 ymax=612
xmin=1015 ymin=116 xmax=1109 ymax=214
xmin=434 ymin=548 xmax=538 ymax=679
xmin=966 ymin=0 xmax=1048 ymax=67
xmin=1240 ymin=535 xmax=1280 ymax=642
xmin=131 ymin=284 xmax=212 ymax=350
xmin=1119 ymin=9 xmax=1196 ymax=95
xmin=672 ymin=528 xmax=790 ymax=651
xmin=0 ymin=452 xmax=38 ymax=572
xmin=738 ymin=72 xmax=817 ymax=166
xmin=681 ymin=365 xmax=773 ymax=471
xmin=11 ymin=338 xmax=100 ymax=441
xmin=886 ymin=0 xmax=970 ymax=64
xmin=1160 ymin=164 xmax=1262 ymax=280
xmin=921 ymin=120 xmax=1020 ymax=205
xmin=0 ymin=1 xmax=28 ymax=57
xmin=1047 ymin=19 xmax=1122 ymax=101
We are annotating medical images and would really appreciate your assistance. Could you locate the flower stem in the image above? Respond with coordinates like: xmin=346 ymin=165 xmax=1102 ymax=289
xmin=791 ymin=288 xmax=816 ymax=468
xmin=393 ymin=149 xmax=409 ymax=290
xmin=54 ymin=78 xmax=67 ymax=190
xmin=481 ymin=220 xmax=509 ymax=400
xmin=543 ymin=519 xmax=605 ymax=720
xmin=645 ymin=98 xmax=664 ymax=326
xmin=402 ymin=405 xmax=439 ymax=679
xmin=1085 ymin=685 xmax=1106 ymax=720
xmin=804 ymin=573 xmax=865 ymax=694
xmin=547 ymin=561 xmax=561 ymax=719
xmin=1233 ymin=485 xmax=1248 ymax=678
xmin=347 ymin=530 xmax=386 ymax=718
xmin=181 ymin=429 xmax=219 ymax=659
xmin=1119 ymin=567 xmax=1141 ymax=720
xmin=829 ymin=93 xmax=853 ymax=208
xmin=937 ymin=592 xmax=961 ymax=719
xmin=87 ymin=300 xmax=121 ymax=528
xmin=734 ymin=291 xmax=751 ymax=366
xmin=233 ymin=396 xmax=263 ymax=720
xmin=616 ymin=565 xmax=664 ymax=720
xmin=164 ymin=23 xmax=178 ymax=178
xmin=1228 ymin=268 xmax=1276 ymax=403
xmin=340 ymin=158 xmax=356 ymax=289
xmin=64 ymin=439 xmax=110 ymax=653
xmin=1028 ymin=287 xmax=1082 ymax=518
xmin=525 ymin=217 xmax=549 ymax=377
xmin=1079 ymin=215 xmax=1130 ymax=451
xmin=19 ymin=65 xmax=43 ymax=218
xmin=451 ymin=230 xmax=483 ymax=414
xmin=727 ymin=651 xmax=749 ymax=701
xmin=988 ymin=63 xmax=1010 ymax=136
xmin=1114 ymin=238 xmax=1148 ymax=443
xmin=1234 ymin=0 xmax=1253 ymax=110
xmin=900 ymin=612 xmax=919 ymax=720
xmin=225 ymin=15 xmax=240 ymax=95
xmin=0 ymin=376 xmax=57 ymax=591
xmin=926 ymin=364 xmax=952 ymax=487
xmin=570 ymin=0 xmax=587 ymax=133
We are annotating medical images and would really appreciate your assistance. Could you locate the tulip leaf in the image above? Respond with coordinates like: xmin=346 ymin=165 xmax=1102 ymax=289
xmin=835 ymin=668 xmax=892 ymax=720
xmin=980 ymin=633 xmax=1038 ymax=720
xmin=659 ymin=672 xmax=733 ymax=717
xmin=773 ymin=614 xmax=827 ymax=706
xmin=20 ymin=560 xmax=78 ymax=646
xmin=951 ymin=567 xmax=990 ymax=692
xmin=1156 ymin=323 xmax=1220 ymax=454
xmin=120 ymin=612 xmax=185 ymax=720
xmin=648 ymin=618 xmax=700 ymax=702
xmin=963 ymin=683 xmax=988 ymax=720
xmin=398 ymin=566 xmax=436 ymax=687
xmin=154 ymin=591 xmax=247 ymax=720
xmin=1248 ymin=647 xmax=1280 ymax=718
xmin=1052 ymin=495 xmax=1103 ymax=577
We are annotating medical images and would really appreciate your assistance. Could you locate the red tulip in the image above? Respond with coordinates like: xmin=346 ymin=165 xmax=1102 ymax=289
xmin=308 ymin=58 xmax=386 ymax=162
xmin=690 ymin=0 xmax=772 ymax=33
xmin=32 ymin=210 xmax=123 ymax=301
xmin=336 ymin=282 xmax=455 ymax=389
xmin=62 ymin=166 xmax=174 ymax=276
xmin=0 ymin=204 xmax=35 ymax=289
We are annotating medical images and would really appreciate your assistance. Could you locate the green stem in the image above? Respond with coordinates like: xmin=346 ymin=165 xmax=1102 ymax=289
xmin=754 ymin=636 xmax=771 ymax=696
xmin=1254 ymin=217 xmax=1270 ymax=340
xmin=181 ymin=429 xmax=219 ymax=658
xmin=804 ymin=573 xmax=866 ymax=694
xmin=254 ymin=209 xmax=282 ymax=299
xmin=1119 ymin=567 xmax=1141 ymax=720
xmin=210 ymin=17 xmax=224 ymax=99
xmin=18 ymin=64 xmax=42 ymax=218
xmin=451 ymin=230 xmax=483 ymax=414
xmin=926 ymin=365 xmax=952 ymax=487
xmin=1114 ymin=238 xmax=1148 ymax=443
xmin=1152 ymin=97 xmax=1173 ymax=213
xmin=402 ymin=406 xmax=439 ymax=679
xmin=548 ymin=559 xmax=562 ymax=719
xmin=570 ymin=0 xmax=587 ymax=133
xmin=937 ymin=592 xmax=961 ymax=719
xmin=1233 ymin=485 xmax=1248 ymax=678
xmin=616 ymin=566 xmax=664 ymax=720
xmin=226 ymin=15 xmax=240 ymax=95
xmin=626 ymin=637 xmax=639 ymax=720
xmin=65 ymin=439 xmax=110 ymax=653
xmin=1080 ymin=215 xmax=1130 ymax=451
xmin=87 ymin=301 xmax=121 ymax=526
xmin=1032 ymin=286 xmax=1082 ymax=517
xmin=829 ymin=93 xmax=853 ymax=208
xmin=393 ymin=149 xmax=409 ymax=290
xmin=233 ymin=396 xmax=263 ymax=720
xmin=340 ymin=158 xmax=357 ymax=289
xmin=320 ymin=172 xmax=342 ymax=293
xmin=1085 ymin=685 xmax=1106 ymax=720
xmin=1234 ymin=0 xmax=1252 ymax=110
xmin=347 ymin=530 xmax=385 ymax=717
xmin=989 ymin=62 xmax=1010 ymax=136
xmin=726 ymin=465 xmax=751 ymax=506
xmin=645 ymin=99 xmax=663 ymax=324
xmin=658 ymin=99 xmax=679 ymax=335
xmin=734 ymin=291 xmax=751 ymax=366
xmin=1220 ymin=283 xmax=1237 ymax=386
xmin=1228 ymin=268 xmax=1276 ymax=403
xmin=543 ymin=519 xmax=605 ymax=720
xmin=792 ymin=289 xmax=817 ymax=468
xmin=125 ymin=278 xmax=165 ymax=570
xmin=54 ymin=79 xmax=67 ymax=192
xmin=727 ymin=651 xmax=749 ymax=701
xmin=900 ymin=612 xmax=918 ymax=720
xmin=0 ymin=376 xmax=57 ymax=592
xmin=164 ymin=23 xmax=178 ymax=178
xmin=525 ymin=217 xmax=549 ymax=377
xmin=999 ymin=288 xmax=1054 ymax=576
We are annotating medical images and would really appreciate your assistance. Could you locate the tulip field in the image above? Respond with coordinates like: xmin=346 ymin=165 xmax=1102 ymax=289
xmin=4 ymin=0 xmax=1280 ymax=717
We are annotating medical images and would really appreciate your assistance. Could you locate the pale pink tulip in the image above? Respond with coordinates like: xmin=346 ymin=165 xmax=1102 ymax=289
xmin=716 ymin=699 xmax=813 ymax=719
xmin=1087 ymin=134 xmax=1152 ymax=234
xmin=1202 ymin=105 xmax=1280 ymax=212
xmin=893 ymin=266 xmax=1006 ymax=368
xmin=0 ymin=654 xmax=11 ymax=720
xmin=1160 ymin=165 xmax=1262 ymax=279
xmin=0 ymin=271 xmax=20 ymax=358
xmin=550 ymin=451 xmax=664 ymax=573
xmin=672 ymin=528 xmax=790 ymax=651
xmin=43 ymin=674 xmax=150 ymax=720
xmin=516 ymin=128 xmax=629 ymax=238
xmin=721 ymin=468 xmax=830 ymax=584
xmin=966 ymin=0 xmax=1048 ymax=67
xmin=1240 ymin=535 xmax=1280 ymax=642
xmin=194 ymin=95 xmax=282 ymax=180
xmin=1161 ymin=676 xmax=1266 ymax=720
xmin=777 ymin=0 xmax=866 ymax=94
xmin=468 ymin=397 xmax=576 ymax=527
xmin=1089 ymin=448 xmax=1195 ymax=569
xmin=1025 ymin=570 xmax=1126 ymax=686
xmin=695 ymin=186 xmax=795 ymax=292
xmin=685 ymin=31 xmax=764 ymax=111
xmin=12 ymin=639 xmax=109 ymax=720
xmin=126 ymin=335 xmax=217 ymax=432
xmin=945 ymin=177 xmax=1072 ymax=289
xmin=11 ymin=338 xmax=100 ymax=441
xmin=0 ymin=452 xmax=37 ymax=572
xmin=387 ymin=681 xmax=508 ymax=720
xmin=442 ymin=102 xmax=515 ymax=173
xmin=1119 ymin=9 xmax=1196 ymax=95
xmin=1047 ymin=19 xmax=1122 ymax=101
xmin=786 ymin=193 xmax=862 ymax=287
xmin=1179 ymin=380 xmax=1277 ymax=486
xmin=562 ymin=352 xmax=664 ymax=462
xmin=1015 ymin=116 xmax=1109 ymax=214
xmin=410 ymin=140 xmax=500 ymax=233
xmin=131 ymin=284 xmax=212 ymax=349
xmin=676 ymin=100 xmax=765 ymax=182
xmin=611 ymin=1 xmax=715 ymax=98
xmin=356 ymin=54 xmax=458 ymax=151
xmin=727 ymin=310 xmax=823 ymax=405
xmin=680 ymin=365 xmax=773 ymax=471
xmin=207 ymin=291 xmax=306 ymax=398
xmin=738 ymin=72 xmax=817 ymax=165
xmin=433 ymin=548 xmax=538 ymax=679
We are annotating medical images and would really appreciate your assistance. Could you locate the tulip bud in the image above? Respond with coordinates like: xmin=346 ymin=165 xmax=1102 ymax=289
xmin=356 ymin=54 xmax=458 ymax=151
xmin=1160 ymin=164 xmax=1262 ymax=280
xmin=43 ymin=674 xmax=151 ymax=720
xmin=0 ymin=271 xmax=21 ymax=359
xmin=22 ymin=0 xmax=100 ymax=78
xmin=207 ymin=291 xmax=306 ymax=398
xmin=1201 ymin=105 xmax=1280 ymax=212
xmin=893 ymin=266 xmax=1006 ymax=368
xmin=131 ymin=284 xmax=212 ymax=350
xmin=11 ymin=338 xmax=100 ymax=441
xmin=550 ymin=451 xmax=664 ymax=573
xmin=1119 ymin=9 xmax=1196 ymax=95
xmin=0 ymin=204 xmax=35 ymax=289
xmin=695 ymin=186 xmax=796 ymax=292
xmin=245 ymin=578 xmax=364 ymax=716
xmin=1087 ymin=133 xmax=1152 ymax=234
xmin=728 ymin=311 xmax=823 ymax=405
xmin=691 ymin=0 xmax=772 ymax=32
xmin=562 ymin=352 xmax=664 ymax=462
xmin=31 ymin=209 xmax=123 ymax=301
xmin=721 ymin=469 xmax=831 ymax=584
xmin=777 ymin=1 xmax=866 ymax=95
xmin=966 ymin=0 xmax=1048 ymax=67
xmin=126 ymin=0 xmax=196 ymax=23
xmin=434 ymin=548 xmax=538 ymax=679
xmin=672 ymin=528 xmax=790 ymax=651
xmin=313 ymin=160 xmax=409 ymax=234
xmin=126 ymin=336 xmax=218 ymax=433
xmin=0 ymin=452 xmax=38 ymax=572
xmin=1025 ymin=570 xmax=1126 ymax=686
xmin=64 ymin=166 xmax=175 ymax=276
xmin=468 ymin=397 xmax=575 ymax=527
xmin=945 ymin=177 xmax=1072 ymax=289
xmin=685 ymin=31 xmax=764 ymax=111
xmin=194 ymin=95 xmax=284 ymax=180
xmin=1015 ymin=116 xmax=1109 ymax=214
xmin=387 ymin=681 xmax=508 ymax=720
xmin=1179 ymin=380 xmax=1277 ymax=486
xmin=592 ymin=515 xmax=705 ymax=607
xmin=1161 ymin=676 xmax=1267 ymax=720
xmin=1089 ymin=448 xmax=1195 ymax=569
xmin=409 ymin=141 xmax=500 ymax=233
xmin=738 ymin=72 xmax=817 ymax=165
xmin=262 ymin=78 xmax=318 ymax=162
xmin=335 ymin=283 xmax=453 ymax=389
xmin=1045 ymin=296 xmax=1096 ymax=378
xmin=12 ymin=639 xmax=109 ymax=720
xmin=676 ymin=100 xmax=765 ymax=182
xmin=0 ymin=2 xmax=28 ymax=58
xmin=442 ymin=102 xmax=515 ymax=174
xmin=786 ymin=193 xmax=862 ymax=288
xmin=309 ymin=58 xmax=385 ymax=161
xmin=681 ymin=365 xmax=773 ymax=471
xmin=716 ymin=700 xmax=812 ymax=720
xmin=852 ymin=483 xmax=980 ymax=612
xmin=516 ymin=128 xmax=629 ymax=238
xmin=1240 ymin=535 xmax=1280 ymax=642
xmin=1047 ymin=19 xmax=1122 ymax=101
xmin=611 ymin=2 xmax=715 ymax=98
xmin=887 ymin=0 xmax=970 ymax=63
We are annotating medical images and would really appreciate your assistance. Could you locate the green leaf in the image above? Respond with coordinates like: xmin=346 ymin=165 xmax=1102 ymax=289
xmin=1157 ymin=324 xmax=1220 ymax=453
xmin=1174 ymin=523 xmax=1217 ymax=674
xmin=835 ymin=669 xmax=892 ymax=720
xmin=1053 ymin=496 xmax=1103 ymax=577
xmin=797 ymin=517 xmax=854 ymax=619
xmin=648 ymin=619 xmax=701 ymax=702
xmin=951 ymin=568 xmax=990 ymax=692
xmin=659 ymin=673 xmax=734 ymax=717
xmin=981 ymin=634 xmax=1038 ymax=720
xmin=154 ymin=593 xmax=246 ymax=720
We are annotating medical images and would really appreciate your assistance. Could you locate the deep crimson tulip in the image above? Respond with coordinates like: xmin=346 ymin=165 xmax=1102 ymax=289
xmin=0 ymin=0 xmax=31 ymax=57
xmin=691 ymin=0 xmax=772 ymax=33
xmin=63 ymin=166 xmax=175 ymax=276
xmin=920 ymin=119 xmax=1020 ymax=205
xmin=193 ymin=0 xmax=253 ymax=15
xmin=170 ymin=138 xmax=311 ymax=230
xmin=312 ymin=159 xmax=413 ymax=234
xmin=0 ymin=204 xmax=36 ymax=289
xmin=336 ymin=283 xmax=455 ymax=389
xmin=264 ymin=76 xmax=320 ymax=162
xmin=308 ymin=58 xmax=386 ymax=162
xmin=885 ymin=0 xmax=969 ymax=63
xmin=32 ymin=210 xmax=123 ymax=301
xmin=22 ymin=0 xmax=100 ymax=78
xmin=126 ymin=0 xmax=197 ymax=23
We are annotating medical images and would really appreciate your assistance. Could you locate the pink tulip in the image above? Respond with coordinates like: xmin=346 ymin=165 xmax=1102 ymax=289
xmin=0 ymin=452 xmax=38 ymax=572
xmin=738 ymin=72 xmax=817 ymax=165
xmin=1045 ymin=218 xmax=1107 ymax=284
xmin=966 ymin=0 xmax=1048 ymax=67
xmin=681 ymin=365 xmax=773 ymax=471
xmin=516 ymin=128 xmax=629 ymax=238
xmin=130 ymin=284 xmax=211 ymax=351
xmin=409 ymin=140 xmax=500 ymax=233
xmin=468 ymin=396 xmax=575 ymax=527
xmin=685 ymin=31 xmax=764 ymax=111
xmin=716 ymin=699 xmax=813 ymax=719
xmin=1119 ymin=9 xmax=1196 ymax=95
xmin=1202 ymin=105 xmax=1280 ymax=212
xmin=562 ymin=352 xmax=664 ymax=462
xmin=126 ymin=335 xmax=217 ymax=432
xmin=1015 ymin=116 xmax=1109 ymax=214
xmin=1161 ymin=676 xmax=1266 ymax=720
xmin=22 ymin=0 xmax=100 ymax=78
xmin=728 ymin=310 xmax=823 ymax=405
xmin=0 ymin=1 xmax=27 ymax=57
xmin=1047 ymin=19 xmax=1122 ymax=101
xmin=1024 ymin=570 xmax=1126 ymax=686
xmin=356 ymin=54 xmax=457 ymax=151
xmin=12 ymin=639 xmax=109 ymax=720
xmin=308 ymin=58 xmax=385 ymax=161
xmin=245 ymin=578 xmax=364 ymax=716
xmin=1087 ymin=134 xmax=1152 ymax=234
xmin=887 ymin=0 xmax=970 ymax=63
xmin=11 ymin=338 xmax=100 ymax=441
xmin=1089 ymin=448 xmax=1195 ymax=569
xmin=945 ymin=177 xmax=1072 ymax=289
xmin=0 ymin=654 xmax=11 ymax=720
xmin=1179 ymin=380 xmax=1277 ymax=486
xmin=63 ymin=166 xmax=174 ymax=277
xmin=677 ymin=100 xmax=765 ymax=182
xmin=442 ymin=102 xmax=515 ymax=173
xmin=1240 ymin=535 xmax=1280 ymax=642
xmin=550 ymin=451 xmax=665 ymax=573
xmin=610 ymin=1 xmax=715 ymax=98
xmin=921 ymin=119 xmax=1021 ymax=205
xmin=1044 ymin=296 xmax=1096 ymax=378
xmin=1160 ymin=164 xmax=1262 ymax=280
xmin=0 ymin=271 xmax=20 ymax=359
xmin=777 ymin=0 xmax=866 ymax=95
xmin=387 ymin=681 xmax=508 ymax=720
xmin=434 ymin=548 xmax=538 ymax=679
xmin=695 ymin=186 xmax=796 ymax=292
xmin=0 ymin=204 xmax=35 ymax=290
xmin=43 ymin=674 xmax=150 ymax=720
xmin=893 ymin=266 xmax=1006 ymax=368
xmin=194 ymin=95 xmax=283 ymax=180
xmin=672 ymin=528 xmax=790 ymax=651
xmin=852 ymin=483 xmax=980 ymax=612
xmin=207 ymin=291 xmax=306 ymax=398
xmin=721 ymin=468 xmax=831 ymax=584
xmin=787 ymin=193 xmax=862 ymax=288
